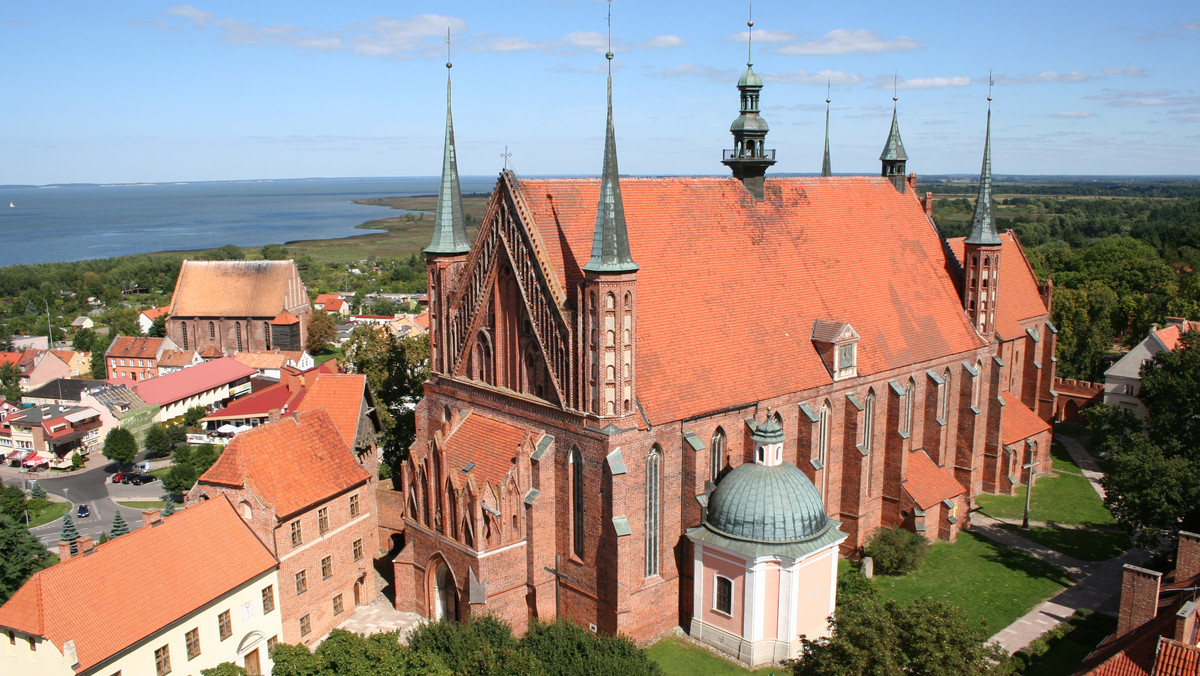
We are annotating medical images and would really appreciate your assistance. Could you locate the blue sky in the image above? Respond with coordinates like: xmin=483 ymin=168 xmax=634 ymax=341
xmin=3 ymin=1 xmax=1197 ymax=184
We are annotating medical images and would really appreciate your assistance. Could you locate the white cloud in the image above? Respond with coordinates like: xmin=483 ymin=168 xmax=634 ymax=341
xmin=475 ymin=36 xmax=553 ymax=53
xmin=993 ymin=70 xmax=1100 ymax=85
xmin=166 ymin=5 xmax=215 ymax=28
xmin=726 ymin=29 xmax=799 ymax=44
xmin=1087 ymin=88 xmax=1200 ymax=108
xmin=652 ymin=63 xmax=737 ymax=82
xmin=777 ymin=29 xmax=921 ymax=56
xmin=641 ymin=34 xmax=686 ymax=49
xmin=1051 ymin=111 xmax=1097 ymax=119
xmin=1101 ymin=66 xmax=1149 ymax=77
xmin=564 ymin=30 xmax=607 ymax=51
xmin=892 ymin=76 xmax=971 ymax=90
xmin=767 ymin=70 xmax=864 ymax=86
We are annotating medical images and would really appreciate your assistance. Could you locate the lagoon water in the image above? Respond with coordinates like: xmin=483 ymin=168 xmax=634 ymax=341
xmin=0 ymin=176 xmax=497 ymax=267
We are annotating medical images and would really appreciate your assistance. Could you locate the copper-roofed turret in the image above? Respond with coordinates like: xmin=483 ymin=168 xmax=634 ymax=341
xmin=425 ymin=56 xmax=471 ymax=255
xmin=583 ymin=71 xmax=638 ymax=274
xmin=722 ymin=12 xmax=775 ymax=201
xmin=962 ymin=93 xmax=1003 ymax=339
xmin=880 ymin=104 xmax=908 ymax=193
xmin=821 ymin=85 xmax=833 ymax=177
xmin=965 ymin=107 xmax=1001 ymax=246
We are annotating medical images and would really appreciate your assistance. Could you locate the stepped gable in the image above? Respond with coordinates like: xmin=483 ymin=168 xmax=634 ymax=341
xmin=199 ymin=408 xmax=369 ymax=517
xmin=948 ymin=231 xmax=1048 ymax=340
xmin=169 ymin=259 xmax=306 ymax=317
xmin=0 ymin=495 xmax=275 ymax=673
xmin=514 ymin=175 xmax=986 ymax=424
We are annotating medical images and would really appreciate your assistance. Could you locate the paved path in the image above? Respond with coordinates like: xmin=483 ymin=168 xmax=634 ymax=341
xmin=1057 ymin=434 xmax=1106 ymax=500
xmin=970 ymin=513 xmax=1094 ymax=580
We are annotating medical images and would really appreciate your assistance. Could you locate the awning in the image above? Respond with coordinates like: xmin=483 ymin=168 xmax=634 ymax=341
xmin=23 ymin=453 xmax=48 ymax=467
xmin=217 ymin=424 xmax=238 ymax=434
xmin=8 ymin=449 xmax=32 ymax=462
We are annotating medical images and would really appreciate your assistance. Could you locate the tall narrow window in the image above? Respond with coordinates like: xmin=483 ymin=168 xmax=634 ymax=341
xmin=208 ymin=321 xmax=215 ymax=339
xmin=180 ymin=322 xmax=188 ymax=350
xmin=904 ymin=379 xmax=916 ymax=435
xmin=645 ymin=445 xmax=662 ymax=577
xmin=264 ymin=321 xmax=271 ymax=350
xmin=971 ymin=361 xmax=982 ymax=408
xmin=864 ymin=389 xmax=876 ymax=495
xmin=715 ymin=576 xmax=733 ymax=615
xmin=818 ymin=401 xmax=831 ymax=468
xmin=571 ymin=448 xmax=584 ymax=558
xmin=236 ymin=323 xmax=243 ymax=351
xmin=218 ymin=610 xmax=232 ymax=640
xmin=318 ymin=507 xmax=329 ymax=534
xmin=709 ymin=427 xmax=726 ymax=483
xmin=155 ymin=645 xmax=171 ymax=676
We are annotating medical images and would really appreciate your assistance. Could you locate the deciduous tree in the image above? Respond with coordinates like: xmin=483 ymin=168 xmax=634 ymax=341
xmin=102 ymin=427 xmax=137 ymax=469
xmin=0 ymin=362 xmax=21 ymax=401
xmin=0 ymin=515 xmax=52 ymax=603
xmin=306 ymin=310 xmax=337 ymax=354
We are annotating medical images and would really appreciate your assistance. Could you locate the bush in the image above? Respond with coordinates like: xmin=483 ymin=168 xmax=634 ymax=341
xmin=29 ymin=482 xmax=47 ymax=501
xmin=864 ymin=527 xmax=930 ymax=575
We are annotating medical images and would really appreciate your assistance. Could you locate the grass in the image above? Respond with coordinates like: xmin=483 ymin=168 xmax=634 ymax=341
xmin=1008 ymin=609 xmax=1116 ymax=675
xmin=975 ymin=443 xmax=1115 ymax=527
xmin=312 ymin=345 xmax=343 ymax=365
xmin=998 ymin=523 xmax=1129 ymax=561
xmin=149 ymin=467 xmax=172 ymax=480
xmin=872 ymin=531 xmax=1071 ymax=634
xmin=117 ymin=500 xmax=166 ymax=509
xmin=645 ymin=636 xmax=781 ymax=676
xmin=26 ymin=499 xmax=70 ymax=528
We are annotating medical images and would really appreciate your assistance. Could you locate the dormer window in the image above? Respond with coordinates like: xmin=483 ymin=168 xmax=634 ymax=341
xmin=838 ymin=343 xmax=856 ymax=376
xmin=812 ymin=320 xmax=860 ymax=381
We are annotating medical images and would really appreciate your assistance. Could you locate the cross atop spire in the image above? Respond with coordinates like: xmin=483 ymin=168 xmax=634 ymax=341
xmin=584 ymin=3 xmax=637 ymax=274
xmin=965 ymin=87 xmax=1001 ymax=246
xmin=425 ymin=28 xmax=471 ymax=255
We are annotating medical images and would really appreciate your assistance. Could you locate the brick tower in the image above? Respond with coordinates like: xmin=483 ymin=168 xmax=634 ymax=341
xmin=962 ymin=105 xmax=1002 ymax=339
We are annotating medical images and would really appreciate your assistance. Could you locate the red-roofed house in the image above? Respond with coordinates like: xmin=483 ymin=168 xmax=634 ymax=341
xmin=0 ymin=496 xmax=282 ymax=676
xmin=389 ymin=62 xmax=1059 ymax=645
xmin=314 ymin=293 xmax=351 ymax=317
xmin=104 ymin=335 xmax=179 ymax=382
xmin=187 ymin=409 xmax=378 ymax=645
xmin=1104 ymin=317 xmax=1195 ymax=419
xmin=166 ymin=260 xmax=312 ymax=357
xmin=137 ymin=305 xmax=170 ymax=334
xmin=135 ymin=357 xmax=257 ymax=423
xmin=0 ymin=349 xmax=71 ymax=392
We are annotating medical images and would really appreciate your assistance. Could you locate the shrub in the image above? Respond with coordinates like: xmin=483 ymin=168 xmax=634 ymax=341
xmin=864 ymin=527 xmax=930 ymax=575
xmin=29 ymin=482 xmax=47 ymax=501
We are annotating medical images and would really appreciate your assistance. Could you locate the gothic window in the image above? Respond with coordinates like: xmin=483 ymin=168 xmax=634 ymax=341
xmin=264 ymin=322 xmax=271 ymax=350
xmin=709 ymin=427 xmax=726 ymax=483
xmin=180 ymin=322 xmax=188 ymax=350
xmin=235 ymin=323 xmax=243 ymax=351
xmin=904 ymin=378 xmax=916 ymax=435
xmin=1011 ymin=351 xmax=1021 ymax=392
xmin=208 ymin=321 xmax=215 ymax=339
xmin=606 ymin=292 xmax=616 ymax=309
xmin=443 ymin=405 xmax=452 ymax=422
xmin=971 ymin=361 xmax=983 ymax=408
xmin=818 ymin=400 xmax=831 ymax=472
xmin=624 ymin=292 xmax=632 ymax=310
xmin=864 ymin=390 xmax=876 ymax=494
xmin=570 ymin=448 xmax=584 ymax=558
xmin=941 ymin=369 xmax=953 ymax=421
xmin=645 ymin=445 xmax=662 ymax=577
xmin=446 ymin=482 xmax=457 ymax=540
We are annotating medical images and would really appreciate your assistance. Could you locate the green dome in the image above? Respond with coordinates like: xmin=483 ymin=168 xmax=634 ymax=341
xmin=738 ymin=64 xmax=763 ymax=88
xmin=704 ymin=462 xmax=832 ymax=544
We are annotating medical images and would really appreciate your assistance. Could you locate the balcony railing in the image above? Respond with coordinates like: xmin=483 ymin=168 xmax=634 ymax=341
xmin=722 ymin=148 xmax=776 ymax=162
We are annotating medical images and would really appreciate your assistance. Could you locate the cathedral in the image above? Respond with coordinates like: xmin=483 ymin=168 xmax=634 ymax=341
xmin=388 ymin=25 xmax=1056 ymax=662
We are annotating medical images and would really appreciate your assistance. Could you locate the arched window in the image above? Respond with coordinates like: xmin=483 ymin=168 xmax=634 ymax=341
xmin=624 ymin=292 xmax=632 ymax=310
xmin=264 ymin=322 xmax=271 ymax=350
xmin=180 ymin=322 xmax=188 ymax=350
xmin=208 ymin=321 xmax=215 ymax=339
xmin=446 ymin=482 xmax=457 ymax=540
xmin=904 ymin=378 xmax=916 ymax=435
xmin=972 ymin=361 xmax=983 ymax=408
xmin=606 ymin=293 xmax=616 ymax=309
xmin=709 ymin=427 xmax=726 ymax=483
xmin=818 ymin=401 xmax=831 ymax=469
xmin=570 ymin=448 xmax=584 ymax=558
xmin=864 ymin=389 xmax=876 ymax=495
xmin=645 ymin=445 xmax=662 ymax=577
xmin=235 ymin=323 xmax=243 ymax=351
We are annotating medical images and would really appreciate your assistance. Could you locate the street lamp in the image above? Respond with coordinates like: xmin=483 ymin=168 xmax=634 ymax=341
xmin=1022 ymin=459 xmax=1040 ymax=530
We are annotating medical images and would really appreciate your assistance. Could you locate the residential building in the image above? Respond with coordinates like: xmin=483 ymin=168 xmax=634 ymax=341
xmin=138 ymin=305 xmax=170 ymax=334
xmin=105 ymin=335 xmax=179 ymax=382
xmin=188 ymin=409 xmax=378 ymax=644
xmin=0 ymin=349 xmax=71 ymax=392
xmin=166 ymin=260 xmax=312 ymax=356
xmin=49 ymin=350 xmax=89 ymax=377
xmin=1104 ymin=317 xmax=1194 ymax=419
xmin=233 ymin=349 xmax=315 ymax=380
xmin=134 ymin=357 xmax=256 ymax=423
xmin=387 ymin=43 xmax=1056 ymax=647
xmin=314 ymin=293 xmax=351 ymax=317
xmin=0 ymin=496 xmax=282 ymax=676
xmin=157 ymin=348 xmax=203 ymax=375
xmin=2 ymin=403 xmax=102 ymax=469
xmin=21 ymin=378 xmax=154 ymax=452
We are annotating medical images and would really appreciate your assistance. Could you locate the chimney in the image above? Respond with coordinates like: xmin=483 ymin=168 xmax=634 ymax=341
xmin=1117 ymin=564 xmax=1163 ymax=637
xmin=141 ymin=508 xmax=161 ymax=527
xmin=1177 ymin=531 xmax=1200 ymax=582
xmin=57 ymin=540 xmax=74 ymax=561
xmin=75 ymin=536 xmax=94 ymax=555
xmin=923 ymin=191 xmax=934 ymax=218
xmin=268 ymin=408 xmax=281 ymax=423
xmin=1175 ymin=601 xmax=1198 ymax=644
xmin=907 ymin=173 xmax=919 ymax=193
xmin=1166 ymin=317 xmax=1187 ymax=328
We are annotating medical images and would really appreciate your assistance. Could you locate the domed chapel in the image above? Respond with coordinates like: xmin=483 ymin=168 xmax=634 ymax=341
xmin=383 ymin=9 xmax=1057 ymax=664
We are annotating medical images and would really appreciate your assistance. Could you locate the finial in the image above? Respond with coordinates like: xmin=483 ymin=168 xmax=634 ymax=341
xmin=987 ymin=68 xmax=993 ymax=103
xmin=892 ymin=71 xmax=898 ymax=103
xmin=446 ymin=27 xmax=452 ymax=69
xmin=605 ymin=0 xmax=614 ymax=71
xmin=826 ymin=78 xmax=831 ymax=105
xmin=747 ymin=0 xmax=754 ymax=65
xmin=501 ymin=145 xmax=512 ymax=171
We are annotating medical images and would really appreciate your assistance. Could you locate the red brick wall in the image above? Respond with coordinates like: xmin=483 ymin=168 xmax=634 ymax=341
xmin=1118 ymin=565 xmax=1163 ymax=638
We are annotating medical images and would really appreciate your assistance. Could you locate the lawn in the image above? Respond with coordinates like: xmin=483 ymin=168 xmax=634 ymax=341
xmin=25 ymin=499 xmax=70 ymax=528
xmin=646 ymin=636 xmax=781 ymax=676
xmin=872 ymin=531 xmax=1071 ymax=635
xmin=975 ymin=443 xmax=1114 ymax=527
xmin=1009 ymin=609 xmax=1116 ymax=675
xmin=998 ymin=523 xmax=1129 ymax=561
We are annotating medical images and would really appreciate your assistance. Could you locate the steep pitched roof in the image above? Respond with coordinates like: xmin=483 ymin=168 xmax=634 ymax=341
xmin=157 ymin=349 xmax=198 ymax=367
xmin=441 ymin=413 xmax=529 ymax=490
xmin=139 ymin=305 xmax=169 ymax=322
xmin=1153 ymin=638 xmax=1200 ymax=675
xmin=902 ymin=449 xmax=967 ymax=509
xmin=292 ymin=374 xmax=371 ymax=449
xmin=0 ymin=496 xmax=276 ymax=673
xmin=1153 ymin=323 xmax=1192 ymax=352
xmin=948 ymin=231 xmax=1048 ymax=340
xmin=106 ymin=336 xmax=166 ymax=360
xmin=134 ymin=357 xmax=256 ymax=405
xmin=169 ymin=260 xmax=308 ymax=318
xmin=1002 ymin=399 xmax=1052 ymax=446
xmin=199 ymin=409 xmax=370 ymax=517
xmin=515 ymin=175 xmax=986 ymax=424
xmin=24 ymin=378 xmax=106 ymax=402
xmin=233 ymin=351 xmax=290 ymax=370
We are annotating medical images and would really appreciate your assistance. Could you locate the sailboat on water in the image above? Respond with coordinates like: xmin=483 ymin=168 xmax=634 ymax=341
xmin=7 ymin=202 xmax=12 ymax=208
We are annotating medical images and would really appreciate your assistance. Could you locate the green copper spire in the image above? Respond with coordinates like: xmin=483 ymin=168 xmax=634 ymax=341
xmin=425 ymin=57 xmax=471 ymax=255
xmin=821 ymin=86 xmax=832 ymax=177
xmin=965 ymin=106 xmax=1002 ymax=245
xmin=879 ymin=106 xmax=907 ymax=162
xmin=584 ymin=73 xmax=638 ymax=273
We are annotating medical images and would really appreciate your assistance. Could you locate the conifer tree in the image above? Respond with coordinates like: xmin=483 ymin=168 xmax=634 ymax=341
xmin=162 ymin=496 xmax=176 ymax=516
xmin=29 ymin=482 xmax=47 ymax=500
xmin=110 ymin=510 xmax=129 ymax=537
xmin=60 ymin=513 xmax=80 ymax=555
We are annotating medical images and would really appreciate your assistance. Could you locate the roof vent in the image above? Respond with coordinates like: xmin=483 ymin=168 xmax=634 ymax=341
xmin=461 ymin=462 xmax=475 ymax=474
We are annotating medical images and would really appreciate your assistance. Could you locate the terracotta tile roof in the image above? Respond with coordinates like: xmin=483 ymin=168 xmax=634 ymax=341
xmin=1154 ymin=638 xmax=1200 ymax=675
xmin=134 ymin=357 xmax=257 ymax=405
xmin=947 ymin=232 xmax=1049 ymax=340
xmin=1153 ymin=323 xmax=1193 ymax=352
xmin=901 ymin=449 xmax=967 ymax=509
xmin=199 ymin=345 xmax=224 ymax=359
xmin=314 ymin=293 xmax=342 ymax=305
xmin=49 ymin=350 xmax=81 ymax=363
xmin=0 ymin=495 xmax=276 ymax=672
xmin=515 ymin=176 xmax=988 ymax=424
xmin=157 ymin=349 xmax=197 ymax=367
xmin=1002 ymin=399 xmax=1052 ymax=446
xmin=198 ymin=409 xmax=370 ymax=517
xmin=0 ymin=352 xmax=20 ymax=367
xmin=325 ymin=298 xmax=346 ymax=311
xmin=139 ymin=305 xmax=170 ymax=321
xmin=271 ymin=310 xmax=300 ymax=325
xmin=414 ymin=311 xmax=429 ymax=329
xmin=105 ymin=336 xmax=166 ymax=360
xmin=233 ymin=350 xmax=290 ymax=370
xmin=293 ymin=374 xmax=369 ymax=449
xmin=203 ymin=381 xmax=297 ymax=421
xmin=442 ymin=413 xmax=529 ymax=489
xmin=169 ymin=260 xmax=309 ymax=318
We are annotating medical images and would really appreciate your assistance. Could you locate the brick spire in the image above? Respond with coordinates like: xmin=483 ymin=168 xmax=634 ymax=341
xmin=425 ymin=54 xmax=471 ymax=255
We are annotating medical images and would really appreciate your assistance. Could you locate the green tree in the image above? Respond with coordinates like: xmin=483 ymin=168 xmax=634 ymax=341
xmin=29 ymin=481 xmax=47 ymax=501
xmin=162 ymin=496 xmax=176 ymax=516
xmin=1140 ymin=331 xmax=1200 ymax=451
xmin=0 ymin=485 xmax=28 ymax=522
xmin=90 ymin=347 xmax=108 ymax=379
xmin=520 ymin=620 xmax=662 ymax=676
xmin=863 ymin=527 xmax=929 ymax=576
xmin=260 ymin=244 xmax=289 ymax=260
xmin=306 ymin=309 xmax=337 ymax=354
xmin=166 ymin=423 xmax=188 ymax=446
xmin=148 ymin=313 xmax=168 ymax=338
xmin=110 ymin=509 xmax=129 ymax=537
xmin=71 ymin=326 xmax=98 ymax=353
xmin=144 ymin=424 xmax=172 ymax=458
xmin=0 ymin=515 xmax=52 ymax=603
xmin=0 ymin=362 xmax=21 ymax=401
xmin=183 ymin=406 xmax=207 ymax=427
xmin=60 ymin=513 xmax=80 ymax=555
xmin=199 ymin=663 xmax=247 ymax=676
xmin=102 ymin=427 xmax=138 ymax=469
xmin=163 ymin=463 xmax=198 ymax=495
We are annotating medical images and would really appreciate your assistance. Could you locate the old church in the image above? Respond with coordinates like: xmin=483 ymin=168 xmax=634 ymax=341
xmin=389 ymin=28 xmax=1056 ymax=656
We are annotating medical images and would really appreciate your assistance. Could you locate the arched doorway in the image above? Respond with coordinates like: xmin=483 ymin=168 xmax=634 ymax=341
xmin=431 ymin=560 xmax=458 ymax=622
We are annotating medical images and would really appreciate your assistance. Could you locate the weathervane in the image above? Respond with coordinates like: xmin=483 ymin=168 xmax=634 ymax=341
xmin=893 ymin=71 xmax=898 ymax=103
xmin=826 ymin=78 xmax=831 ymax=105
xmin=987 ymin=68 xmax=994 ymax=104
xmin=446 ymin=27 xmax=452 ymax=70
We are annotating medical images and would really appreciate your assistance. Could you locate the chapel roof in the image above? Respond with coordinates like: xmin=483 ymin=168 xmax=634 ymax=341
xmin=515 ymin=175 xmax=990 ymax=424
xmin=440 ymin=413 xmax=529 ymax=490
xmin=169 ymin=259 xmax=308 ymax=318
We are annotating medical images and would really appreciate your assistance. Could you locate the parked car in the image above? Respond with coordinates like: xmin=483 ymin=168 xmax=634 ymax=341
xmin=76 ymin=504 xmax=90 ymax=518
xmin=122 ymin=473 xmax=157 ymax=485
xmin=111 ymin=472 xmax=129 ymax=484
